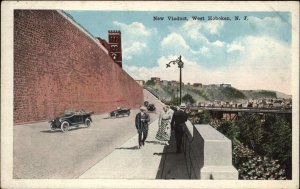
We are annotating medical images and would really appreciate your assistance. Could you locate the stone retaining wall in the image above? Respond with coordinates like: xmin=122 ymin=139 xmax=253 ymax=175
xmin=183 ymin=121 xmax=238 ymax=179
xmin=14 ymin=10 xmax=143 ymax=124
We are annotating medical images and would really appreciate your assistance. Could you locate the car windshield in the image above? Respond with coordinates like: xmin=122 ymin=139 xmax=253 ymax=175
xmin=64 ymin=109 xmax=76 ymax=116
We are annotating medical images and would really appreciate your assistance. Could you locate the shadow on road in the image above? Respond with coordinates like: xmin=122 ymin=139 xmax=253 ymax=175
xmin=103 ymin=115 xmax=130 ymax=119
xmin=115 ymin=145 xmax=140 ymax=150
xmin=153 ymin=152 xmax=177 ymax=156
xmin=155 ymin=131 xmax=189 ymax=179
xmin=40 ymin=127 xmax=86 ymax=133
xmin=146 ymin=141 xmax=166 ymax=145
xmin=40 ymin=130 xmax=61 ymax=133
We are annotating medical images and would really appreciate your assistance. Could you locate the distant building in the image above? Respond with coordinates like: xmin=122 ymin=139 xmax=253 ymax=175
xmin=135 ymin=80 xmax=145 ymax=87
xmin=151 ymin=77 xmax=161 ymax=85
xmin=220 ymin=83 xmax=231 ymax=88
xmin=193 ymin=83 xmax=202 ymax=88
xmin=170 ymin=80 xmax=179 ymax=86
xmin=161 ymin=80 xmax=170 ymax=86
xmin=204 ymin=84 xmax=217 ymax=88
xmin=96 ymin=30 xmax=122 ymax=68
xmin=108 ymin=30 xmax=122 ymax=68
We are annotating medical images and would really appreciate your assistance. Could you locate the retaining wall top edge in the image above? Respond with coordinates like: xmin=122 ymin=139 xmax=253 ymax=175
xmin=185 ymin=120 xmax=194 ymax=135
xmin=194 ymin=124 xmax=230 ymax=141
xmin=56 ymin=10 xmax=109 ymax=54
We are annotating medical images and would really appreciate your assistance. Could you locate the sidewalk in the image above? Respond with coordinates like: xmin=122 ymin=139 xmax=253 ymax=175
xmin=79 ymin=119 xmax=189 ymax=179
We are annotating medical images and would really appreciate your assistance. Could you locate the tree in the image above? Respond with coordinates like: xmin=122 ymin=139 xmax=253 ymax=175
xmin=145 ymin=80 xmax=155 ymax=86
xmin=235 ymin=113 xmax=264 ymax=150
xmin=170 ymin=97 xmax=180 ymax=106
xmin=193 ymin=110 xmax=212 ymax=124
xmin=261 ymin=114 xmax=292 ymax=178
xmin=217 ymin=121 xmax=240 ymax=142
xmin=182 ymin=93 xmax=195 ymax=105
xmin=211 ymin=113 xmax=291 ymax=180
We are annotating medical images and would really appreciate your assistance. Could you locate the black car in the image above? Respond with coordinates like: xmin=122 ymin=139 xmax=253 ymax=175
xmin=147 ymin=104 xmax=156 ymax=111
xmin=144 ymin=101 xmax=149 ymax=107
xmin=109 ymin=107 xmax=131 ymax=117
xmin=49 ymin=109 xmax=94 ymax=132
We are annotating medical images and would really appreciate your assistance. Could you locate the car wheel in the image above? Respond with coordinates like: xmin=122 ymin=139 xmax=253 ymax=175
xmin=127 ymin=112 xmax=130 ymax=116
xmin=61 ymin=121 xmax=69 ymax=133
xmin=50 ymin=123 xmax=56 ymax=131
xmin=85 ymin=118 xmax=92 ymax=128
xmin=115 ymin=113 xmax=119 ymax=118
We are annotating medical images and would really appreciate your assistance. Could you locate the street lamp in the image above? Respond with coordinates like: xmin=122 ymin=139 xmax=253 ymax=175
xmin=166 ymin=55 xmax=184 ymax=104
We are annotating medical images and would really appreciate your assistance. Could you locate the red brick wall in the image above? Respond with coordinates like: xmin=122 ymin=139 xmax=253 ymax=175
xmin=14 ymin=10 xmax=143 ymax=124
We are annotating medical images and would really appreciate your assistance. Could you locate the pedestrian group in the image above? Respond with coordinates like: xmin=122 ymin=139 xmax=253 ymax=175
xmin=135 ymin=103 xmax=188 ymax=153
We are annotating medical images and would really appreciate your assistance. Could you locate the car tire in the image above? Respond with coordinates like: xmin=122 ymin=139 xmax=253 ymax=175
xmin=61 ymin=121 xmax=69 ymax=133
xmin=50 ymin=123 xmax=56 ymax=131
xmin=115 ymin=113 xmax=119 ymax=118
xmin=85 ymin=118 xmax=92 ymax=128
xmin=127 ymin=112 xmax=130 ymax=116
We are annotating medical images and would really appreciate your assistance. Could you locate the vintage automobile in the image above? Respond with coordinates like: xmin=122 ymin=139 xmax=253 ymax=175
xmin=109 ymin=107 xmax=131 ymax=117
xmin=144 ymin=101 xmax=149 ymax=107
xmin=49 ymin=109 xmax=94 ymax=132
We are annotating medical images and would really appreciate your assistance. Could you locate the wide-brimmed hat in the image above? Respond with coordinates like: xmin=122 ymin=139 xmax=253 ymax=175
xmin=179 ymin=103 xmax=187 ymax=109
xmin=140 ymin=106 xmax=147 ymax=111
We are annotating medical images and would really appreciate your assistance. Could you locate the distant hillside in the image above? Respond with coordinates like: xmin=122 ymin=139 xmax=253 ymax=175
xmin=242 ymin=90 xmax=277 ymax=99
xmin=145 ymin=84 xmax=290 ymax=103
xmin=204 ymin=86 xmax=246 ymax=101
xmin=276 ymin=91 xmax=292 ymax=99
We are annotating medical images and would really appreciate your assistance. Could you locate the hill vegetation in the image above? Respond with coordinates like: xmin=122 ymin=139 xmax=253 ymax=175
xmin=242 ymin=90 xmax=277 ymax=99
xmin=144 ymin=84 xmax=285 ymax=103
xmin=194 ymin=111 xmax=292 ymax=179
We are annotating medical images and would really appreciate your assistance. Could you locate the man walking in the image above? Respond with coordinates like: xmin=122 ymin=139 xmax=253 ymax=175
xmin=171 ymin=103 xmax=188 ymax=153
xmin=135 ymin=106 xmax=150 ymax=149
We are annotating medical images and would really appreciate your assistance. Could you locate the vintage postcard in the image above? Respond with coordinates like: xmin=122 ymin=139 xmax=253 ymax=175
xmin=1 ymin=1 xmax=299 ymax=189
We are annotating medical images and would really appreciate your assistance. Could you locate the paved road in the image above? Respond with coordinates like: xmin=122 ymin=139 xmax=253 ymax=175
xmin=13 ymin=89 xmax=163 ymax=178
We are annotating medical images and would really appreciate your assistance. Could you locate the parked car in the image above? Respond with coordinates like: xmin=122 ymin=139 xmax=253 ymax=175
xmin=144 ymin=101 xmax=149 ymax=107
xmin=49 ymin=109 xmax=94 ymax=132
xmin=147 ymin=104 xmax=156 ymax=112
xmin=109 ymin=107 xmax=131 ymax=117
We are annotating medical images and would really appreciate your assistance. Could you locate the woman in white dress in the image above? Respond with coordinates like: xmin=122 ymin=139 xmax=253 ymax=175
xmin=155 ymin=106 xmax=172 ymax=145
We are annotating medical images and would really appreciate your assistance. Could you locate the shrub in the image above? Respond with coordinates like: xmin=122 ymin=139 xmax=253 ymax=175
xmin=191 ymin=110 xmax=212 ymax=124
xmin=212 ymin=117 xmax=290 ymax=180
xmin=192 ymin=111 xmax=292 ymax=179
xmin=233 ymin=143 xmax=286 ymax=180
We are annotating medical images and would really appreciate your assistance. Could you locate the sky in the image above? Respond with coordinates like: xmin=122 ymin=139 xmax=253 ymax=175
xmin=65 ymin=11 xmax=292 ymax=94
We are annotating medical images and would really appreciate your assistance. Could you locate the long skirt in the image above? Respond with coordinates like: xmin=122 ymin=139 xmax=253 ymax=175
xmin=155 ymin=119 xmax=170 ymax=141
